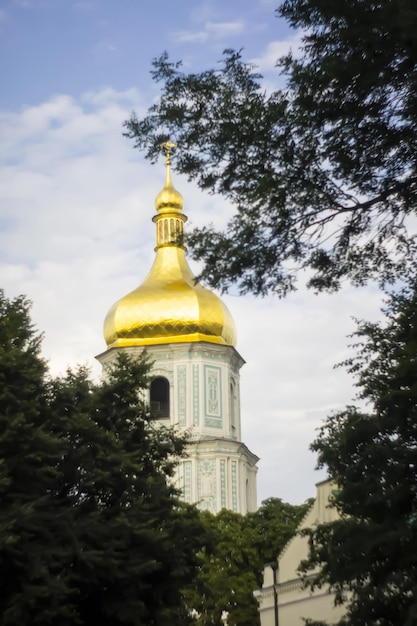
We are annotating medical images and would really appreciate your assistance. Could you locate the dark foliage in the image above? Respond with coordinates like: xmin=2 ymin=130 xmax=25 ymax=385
xmin=0 ymin=290 xmax=203 ymax=626
xmin=184 ymin=498 xmax=309 ymax=626
xmin=125 ymin=0 xmax=417 ymax=296
xmin=300 ymin=281 xmax=417 ymax=625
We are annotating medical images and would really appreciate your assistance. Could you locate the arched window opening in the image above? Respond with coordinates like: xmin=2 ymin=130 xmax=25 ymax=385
xmin=150 ymin=377 xmax=170 ymax=419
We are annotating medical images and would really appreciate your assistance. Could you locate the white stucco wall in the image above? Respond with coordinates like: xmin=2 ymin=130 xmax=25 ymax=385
xmin=255 ymin=480 xmax=346 ymax=626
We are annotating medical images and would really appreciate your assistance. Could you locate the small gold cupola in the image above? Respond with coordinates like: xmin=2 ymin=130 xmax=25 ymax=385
xmin=153 ymin=141 xmax=186 ymax=249
xmin=103 ymin=142 xmax=237 ymax=349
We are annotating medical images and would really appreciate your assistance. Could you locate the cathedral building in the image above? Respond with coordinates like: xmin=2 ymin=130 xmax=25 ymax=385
xmin=96 ymin=146 xmax=258 ymax=514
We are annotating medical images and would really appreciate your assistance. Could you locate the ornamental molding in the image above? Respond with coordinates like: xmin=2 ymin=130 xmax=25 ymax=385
xmin=186 ymin=437 xmax=259 ymax=465
xmin=96 ymin=341 xmax=245 ymax=369
xmin=150 ymin=365 xmax=173 ymax=382
xmin=260 ymin=574 xmax=316 ymax=598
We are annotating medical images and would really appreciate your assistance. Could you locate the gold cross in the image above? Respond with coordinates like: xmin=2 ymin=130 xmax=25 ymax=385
xmin=161 ymin=140 xmax=176 ymax=166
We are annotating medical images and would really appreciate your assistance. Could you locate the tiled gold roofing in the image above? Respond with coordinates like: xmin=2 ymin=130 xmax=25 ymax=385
xmin=103 ymin=144 xmax=237 ymax=348
xmin=104 ymin=246 xmax=236 ymax=347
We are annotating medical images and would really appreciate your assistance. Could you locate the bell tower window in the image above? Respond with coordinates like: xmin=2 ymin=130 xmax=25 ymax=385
xmin=150 ymin=376 xmax=170 ymax=419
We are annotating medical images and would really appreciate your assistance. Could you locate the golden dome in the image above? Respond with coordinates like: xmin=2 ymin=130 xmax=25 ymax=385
xmin=103 ymin=143 xmax=237 ymax=349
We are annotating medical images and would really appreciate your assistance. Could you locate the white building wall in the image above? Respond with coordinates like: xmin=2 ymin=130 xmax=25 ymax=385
xmin=97 ymin=342 xmax=258 ymax=514
xmin=254 ymin=480 xmax=347 ymax=626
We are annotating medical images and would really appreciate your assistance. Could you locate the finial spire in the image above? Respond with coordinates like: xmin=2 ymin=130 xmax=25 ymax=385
xmin=154 ymin=139 xmax=185 ymax=249
xmin=161 ymin=140 xmax=176 ymax=167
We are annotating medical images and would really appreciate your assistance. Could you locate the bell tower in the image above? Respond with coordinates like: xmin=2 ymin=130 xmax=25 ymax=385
xmin=97 ymin=145 xmax=258 ymax=514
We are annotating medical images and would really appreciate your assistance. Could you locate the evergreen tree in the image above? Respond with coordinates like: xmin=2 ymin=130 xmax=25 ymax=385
xmin=300 ymin=281 xmax=417 ymax=626
xmin=50 ymin=356 xmax=203 ymax=626
xmin=0 ymin=290 xmax=203 ymax=626
xmin=0 ymin=290 xmax=75 ymax=624
xmin=125 ymin=0 xmax=417 ymax=296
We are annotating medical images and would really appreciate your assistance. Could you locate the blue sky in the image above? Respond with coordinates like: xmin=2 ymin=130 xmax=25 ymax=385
xmin=0 ymin=0 xmax=384 ymax=505
xmin=1 ymin=0 xmax=288 ymax=109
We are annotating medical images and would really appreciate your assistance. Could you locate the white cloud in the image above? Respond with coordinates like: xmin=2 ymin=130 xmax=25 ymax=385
xmin=205 ymin=20 xmax=245 ymax=38
xmin=93 ymin=39 xmax=119 ymax=57
xmin=246 ymin=31 xmax=305 ymax=95
xmin=226 ymin=283 xmax=384 ymax=503
xmin=172 ymin=19 xmax=245 ymax=45
xmin=0 ymin=88 xmax=157 ymax=376
xmin=0 ymin=88 xmax=385 ymax=506
xmin=172 ymin=30 xmax=208 ymax=44
xmin=251 ymin=30 xmax=304 ymax=73
xmin=188 ymin=2 xmax=215 ymax=23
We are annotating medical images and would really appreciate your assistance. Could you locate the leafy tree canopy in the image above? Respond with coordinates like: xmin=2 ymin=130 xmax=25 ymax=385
xmin=300 ymin=280 xmax=417 ymax=626
xmin=184 ymin=497 xmax=310 ymax=626
xmin=125 ymin=0 xmax=417 ymax=296
xmin=0 ymin=289 xmax=203 ymax=626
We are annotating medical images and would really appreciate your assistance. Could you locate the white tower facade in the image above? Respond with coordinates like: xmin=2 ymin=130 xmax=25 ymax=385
xmin=97 ymin=148 xmax=258 ymax=514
